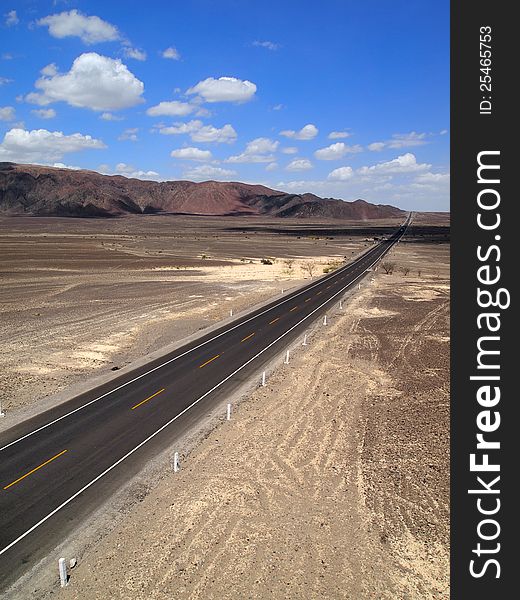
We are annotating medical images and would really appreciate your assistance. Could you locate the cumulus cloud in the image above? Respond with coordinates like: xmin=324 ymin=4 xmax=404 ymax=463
xmin=368 ymin=131 xmax=428 ymax=151
xmin=0 ymin=106 xmax=16 ymax=121
xmin=226 ymin=137 xmax=278 ymax=163
xmin=358 ymin=153 xmax=430 ymax=175
xmin=252 ymin=40 xmax=280 ymax=50
xmin=31 ymin=108 xmax=56 ymax=119
xmin=412 ymin=172 xmax=450 ymax=187
xmin=118 ymin=127 xmax=139 ymax=141
xmin=99 ymin=112 xmax=124 ymax=121
xmin=5 ymin=10 xmax=18 ymax=26
xmin=123 ymin=47 xmax=147 ymax=61
xmin=314 ymin=142 xmax=362 ymax=160
xmin=98 ymin=162 xmax=160 ymax=180
xmin=328 ymin=131 xmax=351 ymax=139
xmin=37 ymin=10 xmax=120 ymax=44
xmin=0 ymin=127 xmax=106 ymax=163
xmin=286 ymin=158 xmax=313 ymax=171
xmin=367 ymin=142 xmax=386 ymax=152
xmin=279 ymin=124 xmax=318 ymax=141
xmin=327 ymin=166 xmax=353 ymax=181
xmin=170 ymin=147 xmax=213 ymax=161
xmin=146 ymin=101 xmax=196 ymax=117
xmin=183 ymin=164 xmax=237 ymax=181
xmin=26 ymin=53 xmax=145 ymax=111
xmin=187 ymin=77 xmax=257 ymax=103
xmin=162 ymin=46 xmax=180 ymax=60
xmin=158 ymin=120 xmax=237 ymax=144
xmin=281 ymin=147 xmax=298 ymax=154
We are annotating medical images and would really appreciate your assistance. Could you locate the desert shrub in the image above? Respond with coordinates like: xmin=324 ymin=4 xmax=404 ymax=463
xmin=261 ymin=258 xmax=273 ymax=265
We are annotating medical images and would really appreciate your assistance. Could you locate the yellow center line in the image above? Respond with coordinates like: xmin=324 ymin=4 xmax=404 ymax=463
xmin=131 ymin=388 xmax=166 ymax=410
xmin=241 ymin=332 xmax=255 ymax=343
xmin=290 ymin=306 xmax=298 ymax=312
xmin=199 ymin=354 xmax=220 ymax=368
xmin=305 ymin=297 xmax=312 ymax=302
xmin=269 ymin=317 xmax=280 ymax=325
xmin=3 ymin=449 xmax=68 ymax=491
xmin=316 ymin=291 xmax=323 ymax=295
xmin=326 ymin=285 xmax=331 ymax=289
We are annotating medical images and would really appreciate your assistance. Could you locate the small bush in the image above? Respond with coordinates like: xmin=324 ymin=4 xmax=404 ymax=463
xmin=261 ymin=258 xmax=273 ymax=265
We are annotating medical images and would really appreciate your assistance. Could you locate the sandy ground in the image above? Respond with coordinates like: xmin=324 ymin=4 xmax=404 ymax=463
xmin=46 ymin=240 xmax=450 ymax=600
xmin=0 ymin=215 xmax=369 ymax=415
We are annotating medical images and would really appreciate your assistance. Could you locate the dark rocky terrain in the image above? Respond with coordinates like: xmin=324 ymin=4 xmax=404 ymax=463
xmin=0 ymin=162 xmax=405 ymax=219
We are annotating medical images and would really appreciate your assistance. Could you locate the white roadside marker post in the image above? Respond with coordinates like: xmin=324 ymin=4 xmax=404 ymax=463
xmin=261 ymin=371 xmax=266 ymax=387
xmin=58 ymin=558 xmax=68 ymax=587
xmin=323 ymin=315 xmax=327 ymax=326
xmin=302 ymin=334 xmax=307 ymax=346
xmin=339 ymin=299 xmax=343 ymax=309
xmin=230 ymin=308 xmax=233 ymax=317
xmin=226 ymin=403 xmax=231 ymax=421
xmin=173 ymin=452 xmax=180 ymax=473
xmin=284 ymin=350 xmax=290 ymax=364
xmin=0 ymin=399 xmax=4 ymax=418
xmin=358 ymin=283 xmax=361 ymax=289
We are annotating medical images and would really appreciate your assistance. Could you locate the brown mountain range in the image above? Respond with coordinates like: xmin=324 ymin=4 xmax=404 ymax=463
xmin=0 ymin=162 xmax=405 ymax=219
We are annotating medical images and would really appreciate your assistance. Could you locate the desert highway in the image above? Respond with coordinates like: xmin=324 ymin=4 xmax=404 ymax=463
xmin=0 ymin=216 xmax=409 ymax=590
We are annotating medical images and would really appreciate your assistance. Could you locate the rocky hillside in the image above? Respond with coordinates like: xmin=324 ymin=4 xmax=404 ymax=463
xmin=0 ymin=162 xmax=405 ymax=219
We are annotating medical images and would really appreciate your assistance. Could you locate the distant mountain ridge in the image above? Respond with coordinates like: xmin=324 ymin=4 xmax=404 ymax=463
xmin=0 ymin=162 xmax=405 ymax=220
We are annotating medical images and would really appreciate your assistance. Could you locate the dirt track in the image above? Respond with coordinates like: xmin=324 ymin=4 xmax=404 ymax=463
xmin=50 ymin=241 xmax=449 ymax=600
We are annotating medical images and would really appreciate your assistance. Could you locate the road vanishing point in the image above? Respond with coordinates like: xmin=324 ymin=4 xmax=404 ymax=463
xmin=0 ymin=217 xmax=410 ymax=591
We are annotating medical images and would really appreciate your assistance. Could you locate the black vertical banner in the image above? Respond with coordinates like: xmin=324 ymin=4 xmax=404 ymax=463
xmin=451 ymin=1 xmax=513 ymax=598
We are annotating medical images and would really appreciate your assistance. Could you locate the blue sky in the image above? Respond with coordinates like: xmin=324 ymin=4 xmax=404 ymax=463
xmin=0 ymin=0 xmax=449 ymax=210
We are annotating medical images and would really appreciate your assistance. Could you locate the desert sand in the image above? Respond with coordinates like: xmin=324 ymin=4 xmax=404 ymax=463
xmin=43 ymin=239 xmax=450 ymax=600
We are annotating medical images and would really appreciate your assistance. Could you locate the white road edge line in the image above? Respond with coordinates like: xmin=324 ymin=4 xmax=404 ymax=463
xmin=0 ymin=236 xmax=400 ymax=558
xmin=0 ymin=243 xmax=384 ymax=453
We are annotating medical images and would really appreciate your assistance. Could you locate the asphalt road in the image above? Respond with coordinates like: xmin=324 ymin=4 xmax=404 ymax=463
xmin=0 ymin=217 xmax=409 ymax=590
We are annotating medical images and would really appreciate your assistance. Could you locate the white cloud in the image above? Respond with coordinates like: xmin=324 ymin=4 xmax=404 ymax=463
xmin=0 ymin=77 xmax=13 ymax=86
xmin=187 ymin=77 xmax=257 ymax=103
xmin=0 ymin=106 xmax=16 ymax=121
xmin=265 ymin=162 xmax=278 ymax=171
xmin=123 ymin=47 xmax=147 ymax=61
xmin=328 ymin=131 xmax=351 ymax=139
xmin=37 ymin=10 xmax=120 ymax=44
xmin=0 ymin=127 xmax=106 ymax=163
xmin=440 ymin=129 xmax=448 ymax=135
xmin=99 ymin=162 xmax=160 ymax=180
xmin=170 ymin=147 xmax=213 ymax=161
xmin=53 ymin=162 xmax=82 ymax=170
xmin=146 ymin=101 xmax=196 ymax=117
xmin=252 ymin=40 xmax=280 ymax=50
xmin=162 ymin=46 xmax=180 ymax=60
xmin=327 ymin=166 xmax=353 ymax=181
xmin=286 ymin=158 xmax=313 ymax=171
xmin=280 ymin=123 xmax=318 ymax=141
xmin=99 ymin=112 xmax=124 ymax=121
xmin=367 ymin=142 xmax=385 ymax=152
xmin=358 ymin=153 xmax=431 ymax=175
xmin=118 ymin=127 xmax=139 ymax=142
xmin=314 ymin=142 xmax=362 ymax=160
xmin=158 ymin=120 xmax=237 ymax=144
xmin=272 ymin=104 xmax=284 ymax=111
xmin=413 ymin=172 xmax=450 ymax=186
xmin=281 ymin=147 xmax=298 ymax=154
xmin=183 ymin=164 xmax=237 ymax=181
xmin=31 ymin=108 xmax=56 ymax=119
xmin=226 ymin=137 xmax=278 ymax=163
xmin=5 ymin=10 xmax=18 ymax=26
xmin=26 ymin=53 xmax=145 ymax=111
xmin=368 ymin=132 xmax=428 ymax=151
xmin=40 ymin=63 xmax=58 ymax=77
